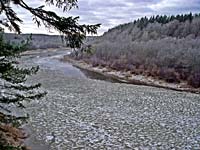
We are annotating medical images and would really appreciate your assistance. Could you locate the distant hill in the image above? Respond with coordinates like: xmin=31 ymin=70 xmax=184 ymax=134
xmin=73 ymin=13 xmax=200 ymax=88
xmin=4 ymin=33 xmax=66 ymax=49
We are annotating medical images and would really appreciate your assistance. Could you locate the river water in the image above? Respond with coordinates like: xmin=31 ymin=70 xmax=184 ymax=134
xmin=23 ymin=49 xmax=200 ymax=150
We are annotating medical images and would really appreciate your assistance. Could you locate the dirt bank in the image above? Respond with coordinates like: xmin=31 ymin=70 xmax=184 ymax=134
xmin=62 ymin=56 xmax=200 ymax=94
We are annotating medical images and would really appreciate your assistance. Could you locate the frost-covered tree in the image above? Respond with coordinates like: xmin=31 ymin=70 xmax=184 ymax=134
xmin=77 ymin=13 xmax=200 ymax=88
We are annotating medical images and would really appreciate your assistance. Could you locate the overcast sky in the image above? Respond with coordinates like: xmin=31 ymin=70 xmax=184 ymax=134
xmin=7 ymin=0 xmax=200 ymax=35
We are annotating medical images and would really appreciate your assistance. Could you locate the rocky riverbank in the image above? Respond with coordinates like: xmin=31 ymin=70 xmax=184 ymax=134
xmin=27 ymin=63 xmax=200 ymax=150
xmin=13 ymin=49 xmax=200 ymax=150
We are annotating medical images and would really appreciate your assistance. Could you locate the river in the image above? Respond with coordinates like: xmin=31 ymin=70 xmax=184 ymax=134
xmin=22 ymin=49 xmax=200 ymax=150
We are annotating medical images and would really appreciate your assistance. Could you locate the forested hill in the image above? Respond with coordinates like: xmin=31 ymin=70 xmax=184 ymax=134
xmin=4 ymin=33 xmax=66 ymax=49
xmin=77 ymin=13 xmax=200 ymax=88
xmin=102 ymin=13 xmax=200 ymax=41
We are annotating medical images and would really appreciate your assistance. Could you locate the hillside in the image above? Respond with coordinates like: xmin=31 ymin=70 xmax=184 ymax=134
xmin=4 ymin=33 xmax=66 ymax=49
xmin=72 ymin=13 xmax=200 ymax=88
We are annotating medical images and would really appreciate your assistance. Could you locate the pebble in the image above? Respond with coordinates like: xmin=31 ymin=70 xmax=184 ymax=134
xmin=23 ymin=52 xmax=200 ymax=150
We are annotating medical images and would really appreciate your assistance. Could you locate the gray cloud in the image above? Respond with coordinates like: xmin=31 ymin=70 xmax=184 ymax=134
xmin=6 ymin=0 xmax=200 ymax=35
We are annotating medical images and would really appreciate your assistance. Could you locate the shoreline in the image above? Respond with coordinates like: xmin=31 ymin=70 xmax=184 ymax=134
xmin=62 ymin=56 xmax=200 ymax=94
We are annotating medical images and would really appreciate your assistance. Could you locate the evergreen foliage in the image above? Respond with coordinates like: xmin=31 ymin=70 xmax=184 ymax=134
xmin=0 ymin=0 xmax=100 ymax=48
xmin=0 ymin=0 xmax=100 ymax=149
xmin=107 ymin=12 xmax=200 ymax=32
xmin=0 ymin=29 xmax=46 ymax=149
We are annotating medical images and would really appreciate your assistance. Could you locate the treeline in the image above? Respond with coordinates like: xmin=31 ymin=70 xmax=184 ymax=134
xmin=72 ymin=13 xmax=200 ymax=88
xmin=4 ymin=33 xmax=66 ymax=49
xmin=108 ymin=12 xmax=198 ymax=31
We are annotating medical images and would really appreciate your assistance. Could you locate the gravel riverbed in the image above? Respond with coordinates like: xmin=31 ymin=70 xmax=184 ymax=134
xmin=23 ymin=50 xmax=200 ymax=150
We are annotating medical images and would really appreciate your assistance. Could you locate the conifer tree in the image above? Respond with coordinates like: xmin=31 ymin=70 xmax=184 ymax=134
xmin=0 ymin=28 xmax=46 ymax=149
xmin=0 ymin=0 xmax=100 ymax=149
xmin=0 ymin=0 xmax=100 ymax=48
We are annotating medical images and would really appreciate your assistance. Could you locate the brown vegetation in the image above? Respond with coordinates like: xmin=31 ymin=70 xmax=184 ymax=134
xmin=72 ymin=13 xmax=200 ymax=88
xmin=0 ymin=124 xmax=29 ymax=150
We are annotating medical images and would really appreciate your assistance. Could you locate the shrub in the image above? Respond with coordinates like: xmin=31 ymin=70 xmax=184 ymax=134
xmin=188 ymin=73 xmax=200 ymax=88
